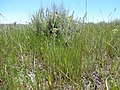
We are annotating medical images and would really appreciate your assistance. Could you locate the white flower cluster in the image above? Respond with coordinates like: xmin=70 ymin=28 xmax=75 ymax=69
xmin=112 ymin=29 xmax=118 ymax=34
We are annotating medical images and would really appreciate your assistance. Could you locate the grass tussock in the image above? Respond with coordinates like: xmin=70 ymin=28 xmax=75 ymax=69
xmin=0 ymin=4 xmax=120 ymax=90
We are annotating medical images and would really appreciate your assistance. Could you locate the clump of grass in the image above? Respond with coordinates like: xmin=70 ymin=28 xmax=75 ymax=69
xmin=0 ymin=4 xmax=120 ymax=90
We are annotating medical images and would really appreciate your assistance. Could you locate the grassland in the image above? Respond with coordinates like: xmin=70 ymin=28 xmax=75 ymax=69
xmin=0 ymin=5 xmax=120 ymax=90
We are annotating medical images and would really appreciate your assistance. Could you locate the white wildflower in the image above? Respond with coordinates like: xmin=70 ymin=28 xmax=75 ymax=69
xmin=112 ymin=29 xmax=118 ymax=34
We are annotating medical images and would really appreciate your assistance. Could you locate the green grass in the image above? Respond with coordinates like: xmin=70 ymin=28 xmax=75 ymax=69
xmin=0 ymin=4 xmax=120 ymax=90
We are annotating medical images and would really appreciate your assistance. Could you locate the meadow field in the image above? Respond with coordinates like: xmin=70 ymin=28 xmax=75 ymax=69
xmin=0 ymin=5 xmax=120 ymax=90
